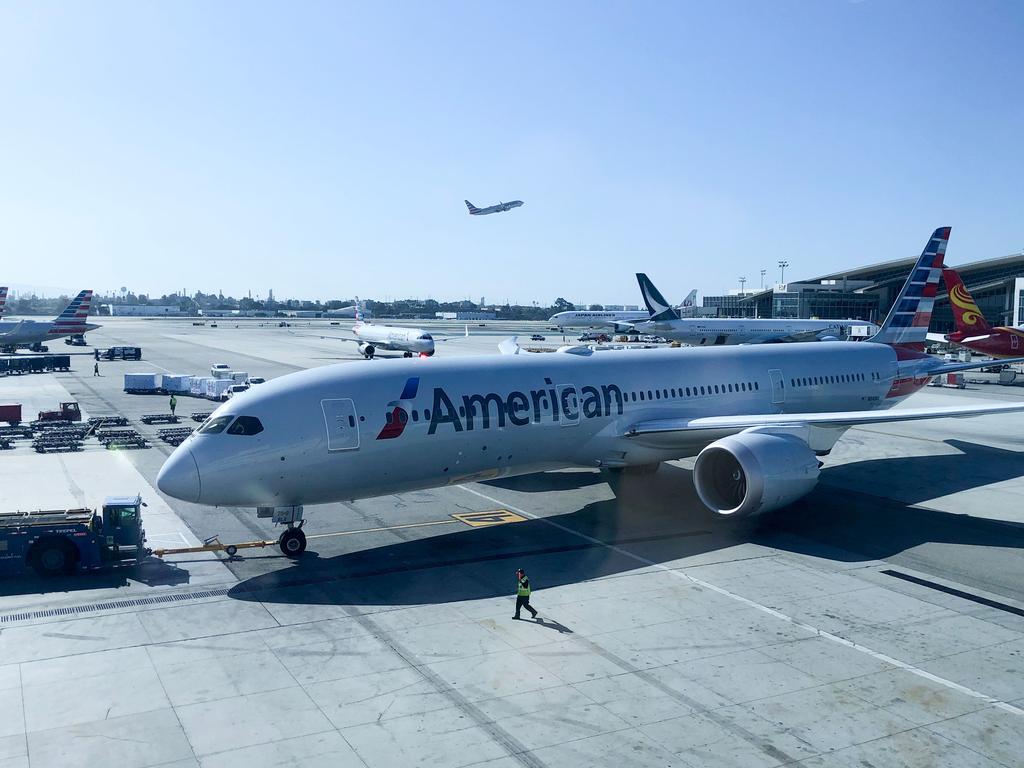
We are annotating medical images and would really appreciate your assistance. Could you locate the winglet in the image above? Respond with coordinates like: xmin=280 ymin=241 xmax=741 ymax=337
xmin=865 ymin=228 xmax=949 ymax=350
xmin=942 ymin=267 xmax=992 ymax=335
xmin=498 ymin=337 xmax=521 ymax=355
xmin=636 ymin=273 xmax=680 ymax=321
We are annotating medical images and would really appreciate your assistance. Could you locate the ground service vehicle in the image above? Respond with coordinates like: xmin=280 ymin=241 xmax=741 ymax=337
xmin=65 ymin=334 xmax=88 ymax=346
xmin=223 ymin=383 xmax=250 ymax=400
xmin=37 ymin=402 xmax=81 ymax=422
xmin=530 ymin=334 xmax=546 ymax=341
xmin=0 ymin=495 xmax=148 ymax=576
xmin=95 ymin=346 xmax=142 ymax=360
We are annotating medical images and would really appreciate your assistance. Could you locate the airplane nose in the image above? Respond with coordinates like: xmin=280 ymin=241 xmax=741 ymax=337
xmin=157 ymin=446 xmax=201 ymax=503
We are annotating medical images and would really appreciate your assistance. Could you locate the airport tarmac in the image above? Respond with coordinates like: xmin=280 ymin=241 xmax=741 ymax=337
xmin=1 ymin=317 xmax=1024 ymax=768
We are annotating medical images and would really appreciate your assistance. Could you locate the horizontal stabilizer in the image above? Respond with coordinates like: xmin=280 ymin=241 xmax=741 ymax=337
xmin=926 ymin=356 xmax=1024 ymax=375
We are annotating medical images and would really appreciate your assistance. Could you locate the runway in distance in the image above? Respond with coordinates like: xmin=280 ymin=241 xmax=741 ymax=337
xmin=629 ymin=273 xmax=879 ymax=344
xmin=303 ymin=305 xmax=466 ymax=359
xmin=549 ymin=290 xmax=698 ymax=330
xmin=0 ymin=290 xmax=98 ymax=351
xmin=465 ymin=199 xmax=524 ymax=216
xmin=158 ymin=227 xmax=1024 ymax=552
xmin=939 ymin=268 xmax=1024 ymax=358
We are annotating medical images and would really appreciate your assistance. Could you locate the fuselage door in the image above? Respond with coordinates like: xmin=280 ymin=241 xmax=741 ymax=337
xmin=556 ymin=384 xmax=579 ymax=426
xmin=321 ymin=398 xmax=360 ymax=451
xmin=768 ymin=368 xmax=785 ymax=405
xmin=1011 ymin=334 xmax=1019 ymax=351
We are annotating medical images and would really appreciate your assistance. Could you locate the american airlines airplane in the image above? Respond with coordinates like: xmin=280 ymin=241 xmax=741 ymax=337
xmin=465 ymin=199 xmax=524 ymax=216
xmin=307 ymin=306 xmax=466 ymax=359
xmin=158 ymin=228 xmax=1024 ymax=555
xmin=0 ymin=290 xmax=98 ymax=352
xmin=630 ymin=274 xmax=878 ymax=344
xmin=548 ymin=291 xmax=698 ymax=331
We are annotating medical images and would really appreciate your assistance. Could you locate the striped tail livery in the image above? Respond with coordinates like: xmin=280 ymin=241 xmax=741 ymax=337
xmin=866 ymin=227 xmax=948 ymax=350
xmin=464 ymin=200 xmax=481 ymax=215
xmin=50 ymin=290 xmax=94 ymax=333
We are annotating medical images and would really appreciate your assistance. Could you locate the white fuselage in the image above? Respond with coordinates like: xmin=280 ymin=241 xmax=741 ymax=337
xmin=0 ymin=318 xmax=100 ymax=346
xmin=352 ymin=323 xmax=435 ymax=356
xmin=631 ymin=318 xmax=878 ymax=345
xmin=549 ymin=310 xmax=652 ymax=329
xmin=158 ymin=342 xmax=918 ymax=508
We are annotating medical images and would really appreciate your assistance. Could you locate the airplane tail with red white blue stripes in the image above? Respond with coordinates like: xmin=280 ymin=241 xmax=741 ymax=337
xmin=464 ymin=200 xmax=480 ymax=215
xmin=52 ymin=290 xmax=93 ymax=330
xmin=865 ymin=228 xmax=948 ymax=351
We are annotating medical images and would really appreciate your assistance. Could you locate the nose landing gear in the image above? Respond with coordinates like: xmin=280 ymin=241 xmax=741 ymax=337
xmin=278 ymin=525 xmax=307 ymax=557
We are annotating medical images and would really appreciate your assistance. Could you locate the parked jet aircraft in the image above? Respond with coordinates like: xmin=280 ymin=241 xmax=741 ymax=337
xmin=158 ymin=228 xmax=1024 ymax=555
xmin=465 ymin=199 xmax=524 ymax=216
xmin=305 ymin=306 xmax=466 ymax=359
xmin=629 ymin=274 xmax=878 ymax=344
xmin=0 ymin=290 xmax=98 ymax=351
xmin=550 ymin=291 xmax=698 ymax=330
xmin=939 ymin=268 xmax=1024 ymax=358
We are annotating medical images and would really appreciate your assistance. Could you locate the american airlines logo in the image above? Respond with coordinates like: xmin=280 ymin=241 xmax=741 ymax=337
xmin=376 ymin=377 xmax=625 ymax=439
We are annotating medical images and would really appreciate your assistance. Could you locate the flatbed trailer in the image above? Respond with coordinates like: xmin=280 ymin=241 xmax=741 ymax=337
xmin=0 ymin=496 xmax=148 ymax=576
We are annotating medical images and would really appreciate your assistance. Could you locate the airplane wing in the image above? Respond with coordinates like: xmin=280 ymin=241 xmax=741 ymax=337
xmin=927 ymin=356 xmax=1024 ymax=374
xmin=626 ymin=401 xmax=1024 ymax=441
xmin=288 ymin=331 xmax=361 ymax=344
xmin=434 ymin=326 xmax=470 ymax=342
xmin=498 ymin=337 xmax=521 ymax=355
xmin=926 ymin=332 xmax=950 ymax=343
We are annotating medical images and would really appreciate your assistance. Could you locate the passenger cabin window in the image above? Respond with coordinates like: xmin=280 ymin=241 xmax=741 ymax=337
xmin=227 ymin=416 xmax=264 ymax=436
xmin=198 ymin=415 xmax=233 ymax=434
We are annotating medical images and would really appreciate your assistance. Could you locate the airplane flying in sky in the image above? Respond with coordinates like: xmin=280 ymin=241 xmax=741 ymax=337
xmin=938 ymin=268 xmax=1024 ymax=358
xmin=0 ymin=290 xmax=98 ymax=351
xmin=549 ymin=291 xmax=698 ymax=330
xmin=628 ymin=273 xmax=878 ymax=344
xmin=303 ymin=305 xmax=466 ymax=359
xmin=158 ymin=227 xmax=1024 ymax=555
xmin=465 ymin=199 xmax=524 ymax=216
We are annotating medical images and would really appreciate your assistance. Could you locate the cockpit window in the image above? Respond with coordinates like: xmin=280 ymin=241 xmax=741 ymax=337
xmin=227 ymin=416 xmax=264 ymax=436
xmin=417 ymin=333 xmax=433 ymax=340
xmin=197 ymin=415 xmax=233 ymax=434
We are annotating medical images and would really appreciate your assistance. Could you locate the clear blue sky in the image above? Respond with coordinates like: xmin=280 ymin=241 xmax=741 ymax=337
xmin=1 ymin=1 xmax=1021 ymax=305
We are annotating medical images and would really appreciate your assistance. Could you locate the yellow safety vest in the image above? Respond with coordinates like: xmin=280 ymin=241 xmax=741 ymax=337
xmin=517 ymin=577 xmax=531 ymax=597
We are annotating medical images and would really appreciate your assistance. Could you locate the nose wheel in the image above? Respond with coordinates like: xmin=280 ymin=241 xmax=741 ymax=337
xmin=278 ymin=526 xmax=307 ymax=557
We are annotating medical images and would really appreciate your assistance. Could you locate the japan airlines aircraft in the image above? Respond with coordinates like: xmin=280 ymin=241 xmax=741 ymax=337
xmin=939 ymin=268 xmax=1024 ymax=358
xmin=0 ymin=290 xmax=98 ymax=350
xmin=549 ymin=291 xmax=698 ymax=330
xmin=630 ymin=274 xmax=878 ymax=344
xmin=158 ymin=227 xmax=1024 ymax=555
xmin=465 ymin=199 xmax=524 ymax=216
xmin=306 ymin=306 xmax=466 ymax=359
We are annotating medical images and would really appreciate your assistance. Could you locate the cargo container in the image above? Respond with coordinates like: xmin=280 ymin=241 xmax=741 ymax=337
xmin=161 ymin=374 xmax=192 ymax=394
xmin=0 ymin=404 xmax=22 ymax=424
xmin=124 ymin=372 xmax=161 ymax=393
xmin=230 ymin=371 xmax=248 ymax=383
xmin=190 ymin=377 xmax=213 ymax=396
xmin=204 ymin=378 xmax=232 ymax=401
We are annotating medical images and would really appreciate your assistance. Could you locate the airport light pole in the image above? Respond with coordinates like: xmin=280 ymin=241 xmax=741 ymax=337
xmin=739 ymin=276 xmax=746 ymax=295
xmin=760 ymin=269 xmax=766 ymax=290
xmin=778 ymin=260 xmax=789 ymax=285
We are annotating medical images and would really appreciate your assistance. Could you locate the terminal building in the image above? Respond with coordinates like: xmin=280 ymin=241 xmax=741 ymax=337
xmin=105 ymin=304 xmax=183 ymax=316
xmin=702 ymin=251 xmax=1024 ymax=333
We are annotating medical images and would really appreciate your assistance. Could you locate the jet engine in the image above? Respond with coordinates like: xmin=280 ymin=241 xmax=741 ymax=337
xmin=692 ymin=431 xmax=819 ymax=517
xmin=358 ymin=342 xmax=376 ymax=359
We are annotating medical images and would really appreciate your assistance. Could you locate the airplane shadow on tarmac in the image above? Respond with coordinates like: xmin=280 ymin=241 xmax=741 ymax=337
xmin=230 ymin=440 xmax=1024 ymax=608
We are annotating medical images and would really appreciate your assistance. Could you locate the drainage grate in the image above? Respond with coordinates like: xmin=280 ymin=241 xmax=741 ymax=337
xmin=0 ymin=587 xmax=232 ymax=625
xmin=882 ymin=569 xmax=1024 ymax=618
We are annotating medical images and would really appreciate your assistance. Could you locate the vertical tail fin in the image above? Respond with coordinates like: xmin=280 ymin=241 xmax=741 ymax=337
xmin=464 ymin=200 xmax=480 ymax=214
xmin=680 ymin=289 xmax=697 ymax=308
xmin=54 ymin=290 xmax=93 ymax=327
xmin=942 ymin=268 xmax=992 ymax=334
xmin=865 ymin=228 xmax=949 ymax=350
xmin=636 ymin=273 xmax=681 ymax=321
xmin=0 ymin=287 xmax=7 ymax=315
xmin=354 ymin=297 xmax=364 ymax=326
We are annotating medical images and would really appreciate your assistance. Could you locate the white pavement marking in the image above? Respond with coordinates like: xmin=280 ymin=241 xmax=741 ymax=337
xmin=459 ymin=485 xmax=1024 ymax=718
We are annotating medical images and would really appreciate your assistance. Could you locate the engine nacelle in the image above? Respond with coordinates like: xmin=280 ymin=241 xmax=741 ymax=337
xmin=358 ymin=342 xmax=375 ymax=358
xmin=693 ymin=431 xmax=819 ymax=518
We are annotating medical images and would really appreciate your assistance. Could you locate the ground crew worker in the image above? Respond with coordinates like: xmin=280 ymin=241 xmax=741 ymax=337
xmin=93 ymin=361 xmax=100 ymax=376
xmin=169 ymin=394 xmax=177 ymax=416
xmin=513 ymin=568 xmax=538 ymax=620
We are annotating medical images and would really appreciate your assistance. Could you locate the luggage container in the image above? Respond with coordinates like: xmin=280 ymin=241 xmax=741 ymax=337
xmin=190 ymin=376 xmax=212 ymax=396
xmin=0 ymin=404 xmax=22 ymax=424
xmin=230 ymin=371 xmax=248 ymax=383
xmin=124 ymin=372 xmax=161 ymax=394
xmin=205 ymin=378 xmax=232 ymax=401
xmin=161 ymin=374 xmax=192 ymax=394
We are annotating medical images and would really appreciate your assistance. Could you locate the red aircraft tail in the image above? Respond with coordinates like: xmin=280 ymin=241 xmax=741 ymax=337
xmin=942 ymin=268 xmax=992 ymax=335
